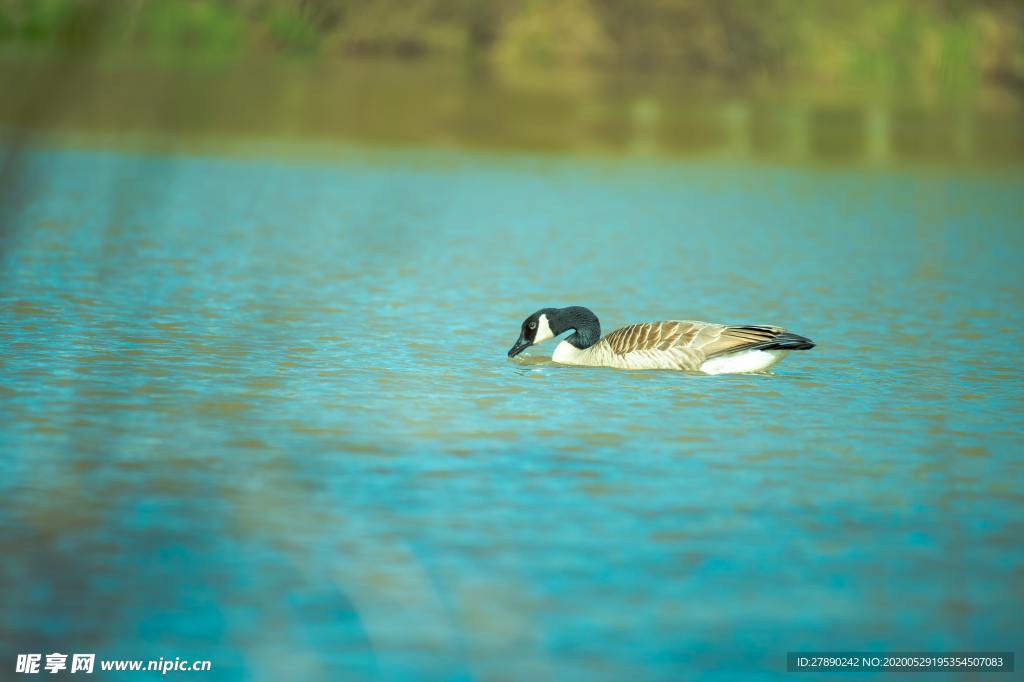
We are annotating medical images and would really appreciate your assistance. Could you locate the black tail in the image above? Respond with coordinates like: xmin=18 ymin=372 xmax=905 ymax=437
xmin=756 ymin=331 xmax=815 ymax=351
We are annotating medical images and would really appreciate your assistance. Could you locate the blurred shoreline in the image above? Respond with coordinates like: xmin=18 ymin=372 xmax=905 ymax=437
xmin=2 ymin=1 xmax=1023 ymax=167
xmin=2 ymin=54 xmax=1023 ymax=168
xmin=1 ymin=0 xmax=1022 ymax=90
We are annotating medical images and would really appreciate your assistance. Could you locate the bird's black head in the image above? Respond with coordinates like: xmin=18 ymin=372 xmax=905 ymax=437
xmin=507 ymin=308 xmax=558 ymax=358
xmin=507 ymin=306 xmax=601 ymax=358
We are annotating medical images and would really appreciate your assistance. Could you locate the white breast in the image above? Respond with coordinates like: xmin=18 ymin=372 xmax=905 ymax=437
xmin=552 ymin=341 xmax=787 ymax=374
xmin=551 ymin=340 xmax=585 ymax=364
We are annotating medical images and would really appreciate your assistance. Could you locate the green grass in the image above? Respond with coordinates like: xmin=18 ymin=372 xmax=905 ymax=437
xmin=0 ymin=0 xmax=1019 ymax=95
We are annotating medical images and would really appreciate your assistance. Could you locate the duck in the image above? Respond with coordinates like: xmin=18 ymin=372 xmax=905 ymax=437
xmin=507 ymin=306 xmax=814 ymax=374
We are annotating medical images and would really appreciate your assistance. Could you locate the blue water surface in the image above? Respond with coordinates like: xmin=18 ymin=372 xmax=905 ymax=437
xmin=1 ymin=145 xmax=1022 ymax=680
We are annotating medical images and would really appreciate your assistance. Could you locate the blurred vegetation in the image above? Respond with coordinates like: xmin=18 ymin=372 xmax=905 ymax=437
xmin=0 ymin=0 xmax=1022 ymax=93
xmin=2 ymin=1 xmax=1023 ymax=166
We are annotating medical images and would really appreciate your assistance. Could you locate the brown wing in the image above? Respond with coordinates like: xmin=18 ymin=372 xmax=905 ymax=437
xmin=602 ymin=321 xmax=788 ymax=358
xmin=601 ymin=321 xmax=703 ymax=355
xmin=695 ymin=324 xmax=788 ymax=359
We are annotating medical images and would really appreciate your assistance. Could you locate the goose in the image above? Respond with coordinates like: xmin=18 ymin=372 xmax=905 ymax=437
xmin=507 ymin=306 xmax=814 ymax=374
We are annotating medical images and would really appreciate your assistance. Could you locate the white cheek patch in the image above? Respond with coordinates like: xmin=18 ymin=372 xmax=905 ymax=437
xmin=533 ymin=313 xmax=555 ymax=344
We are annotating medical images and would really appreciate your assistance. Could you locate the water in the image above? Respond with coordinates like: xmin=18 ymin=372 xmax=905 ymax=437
xmin=1 ymin=144 xmax=1022 ymax=680
xmin=5 ymin=57 xmax=1024 ymax=167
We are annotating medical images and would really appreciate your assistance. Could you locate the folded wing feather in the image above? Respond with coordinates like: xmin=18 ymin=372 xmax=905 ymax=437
xmin=601 ymin=321 xmax=787 ymax=361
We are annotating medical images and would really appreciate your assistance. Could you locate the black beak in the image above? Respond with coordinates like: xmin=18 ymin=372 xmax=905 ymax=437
xmin=508 ymin=336 xmax=531 ymax=358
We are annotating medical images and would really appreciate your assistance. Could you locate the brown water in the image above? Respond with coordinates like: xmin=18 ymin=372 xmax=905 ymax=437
xmin=3 ymin=56 xmax=1023 ymax=166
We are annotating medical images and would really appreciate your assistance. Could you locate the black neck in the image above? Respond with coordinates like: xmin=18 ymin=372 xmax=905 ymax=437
xmin=548 ymin=306 xmax=601 ymax=350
